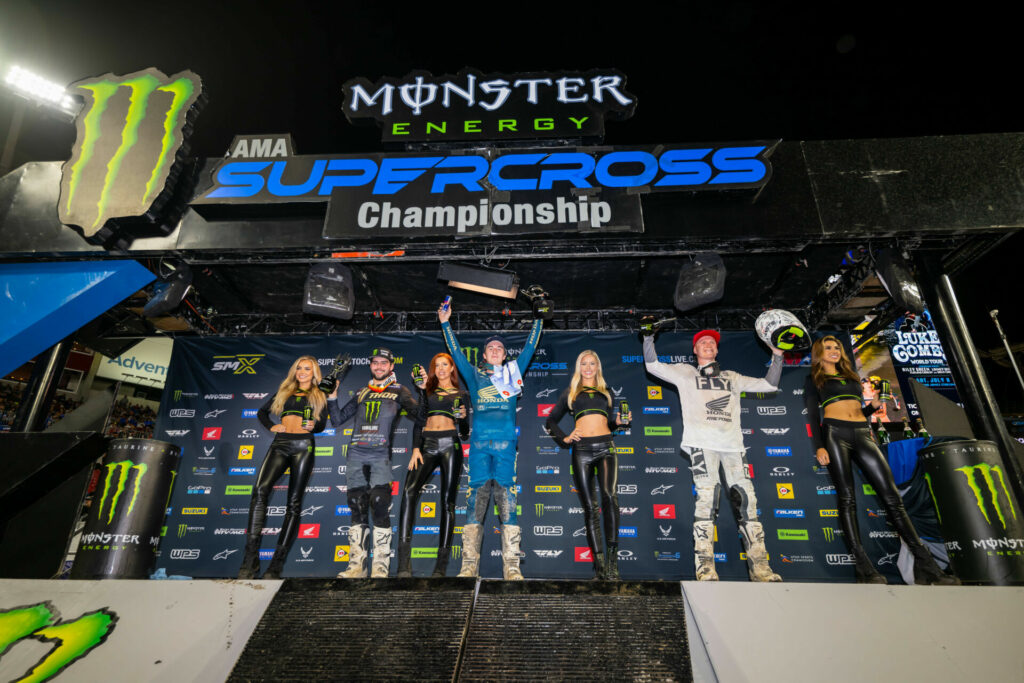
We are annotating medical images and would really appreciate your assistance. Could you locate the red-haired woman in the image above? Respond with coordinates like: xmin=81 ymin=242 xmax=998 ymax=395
xmin=237 ymin=356 xmax=328 ymax=579
xmin=396 ymin=352 xmax=470 ymax=577
xmin=805 ymin=336 xmax=958 ymax=585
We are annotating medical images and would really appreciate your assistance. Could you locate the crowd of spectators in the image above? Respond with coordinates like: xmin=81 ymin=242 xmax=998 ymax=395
xmin=103 ymin=398 xmax=157 ymax=439
xmin=0 ymin=383 xmax=82 ymax=430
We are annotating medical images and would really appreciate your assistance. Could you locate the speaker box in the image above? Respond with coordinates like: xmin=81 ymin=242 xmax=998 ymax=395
xmin=674 ymin=253 xmax=726 ymax=312
xmin=875 ymin=248 xmax=925 ymax=314
xmin=303 ymin=264 xmax=355 ymax=319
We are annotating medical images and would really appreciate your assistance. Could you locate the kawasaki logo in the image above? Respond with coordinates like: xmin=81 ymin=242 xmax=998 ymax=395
xmin=96 ymin=460 xmax=150 ymax=524
xmin=0 ymin=603 xmax=117 ymax=682
xmin=59 ymin=68 xmax=204 ymax=239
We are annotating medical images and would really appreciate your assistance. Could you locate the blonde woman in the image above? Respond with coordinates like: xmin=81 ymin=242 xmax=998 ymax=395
xmin=545 ymin=351 xmax=631 ymax=579
xmin=238 ymin=356 xmax=328 ymax=579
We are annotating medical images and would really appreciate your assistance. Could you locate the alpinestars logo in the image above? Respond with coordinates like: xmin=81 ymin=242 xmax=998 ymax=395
xmin=705 ymin=395 xmax=730 ymax=416
xmin=59 ymin=68 xmax=205 ymax=239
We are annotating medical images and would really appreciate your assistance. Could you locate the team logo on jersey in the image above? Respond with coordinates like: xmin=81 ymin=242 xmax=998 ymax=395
xmin=705 ymin=395 xmax=730 ymax=416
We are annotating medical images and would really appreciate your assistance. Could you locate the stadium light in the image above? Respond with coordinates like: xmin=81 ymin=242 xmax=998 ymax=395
xmin=4 ymin=65 xmax=78 ymax=116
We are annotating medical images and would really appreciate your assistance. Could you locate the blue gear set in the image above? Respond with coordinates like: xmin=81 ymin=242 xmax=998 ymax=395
xmin=804 ymin=374 xmax=960 ymax=585
xmin=238 ymin=392 xmax=327 ymax=580
xmin=329 ymin=369 xmax=419 ymax=578
xmin=546 ymin=387 xmax=622 ymax=579
xmin=643 ymin=334 xmax=783 ymax=582
xmin=396 ymin=385 xmax=471 ymax=577
xmin=442 ymin=317 xmax=543 ymax=579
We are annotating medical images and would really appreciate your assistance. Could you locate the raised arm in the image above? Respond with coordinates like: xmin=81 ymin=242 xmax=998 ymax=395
xmin=329 ymin=395 xmax=358 ymax=428
xmin=735 ymin=352 xmax=785 ymax=394
xmin=515 ymin=318 xmax=544 ymax=371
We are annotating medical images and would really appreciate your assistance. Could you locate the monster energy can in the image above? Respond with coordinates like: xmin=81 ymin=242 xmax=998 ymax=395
xmin=919 ymin=439 xmax=1024 ymax=585
xmin=71 ymin=439 xmax=181 ymax=579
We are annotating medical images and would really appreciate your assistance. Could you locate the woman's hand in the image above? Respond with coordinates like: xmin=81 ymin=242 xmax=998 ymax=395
xmin=457 ymin=405 xmax=468 ymax=419
xmin=270 ymin=424 xmax=286 ymax=433
xmin=412 ymin=367 xmax=427 ymax=388
xmin=302 ymin=421 xmax=315 ymax=432
xmin=565 ymin=428 xmax=583 ymax=443
xmin=408 ymin=448 xmax=423 ymax=470
xmin=815 ymin=448 xmax=830 ymax=466
xmin=616 ymin=411 xmax=632 ymax=425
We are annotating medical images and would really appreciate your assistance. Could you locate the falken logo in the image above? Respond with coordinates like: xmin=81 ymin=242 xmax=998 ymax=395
xmin=774 ymin=509 xmax=805 ymax=518
xmin=650 ymin=484 xmax=674 ymax=495
xmin=757 ymin=406 xmax=786 ymax=415
xmin=760 ymin=428 xmax=790 ymax=435
xmin=643 ymin=406 xmax=670 ymax=414
xmin=204 ymin=394 xmax=234 ymax=400
xmin=243 ymin=392 xmax=269 ymax=399
xmin=705 ymin=395 xmax=730 ymax=416
xmin=59 ymin=68 xmax=205 ymax=239
xmin=211 ymin=354 xmax=264 ymax=374
xmin=205 ymin=409 xmax=227 ymax=418
xmin=533 ymin=550 xmax=564 ymax=558
xmin=165 ymin=429 xmax=189 ymax=437
xmin=533 ymin=526 xmax=563 ymax=536
xmin=169 ymin=409 xmax=194 ymax=418
xmin=229 ymin=467 xmax=256 ymax=475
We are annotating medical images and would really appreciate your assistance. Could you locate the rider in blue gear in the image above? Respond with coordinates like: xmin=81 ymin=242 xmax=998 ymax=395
xmin=439 ymin=300 xmax=544 ymax=579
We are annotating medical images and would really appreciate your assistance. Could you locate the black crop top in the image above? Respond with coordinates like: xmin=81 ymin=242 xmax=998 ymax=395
xmin=545 ymin=387 xmax=617 ymax=448
xmin=803 ymin=374 xmax=875 ymax=449
xmin=258 ymin=392 xmax=327 ymax=439
xmin=413 ymin=386 xmax=471 ymax=445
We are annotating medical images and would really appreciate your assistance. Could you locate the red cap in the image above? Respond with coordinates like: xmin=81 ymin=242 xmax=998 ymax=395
xmin=693 ymin=329 xmax=721 ymax=347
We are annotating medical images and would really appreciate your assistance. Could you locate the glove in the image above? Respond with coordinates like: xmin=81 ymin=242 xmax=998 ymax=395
xmin=640 ymin=316 xmax=659 ymax=336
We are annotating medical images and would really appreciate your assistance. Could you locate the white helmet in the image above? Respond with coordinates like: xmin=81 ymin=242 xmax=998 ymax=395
xmin=755 ymin=309 xmax=810 ymax=351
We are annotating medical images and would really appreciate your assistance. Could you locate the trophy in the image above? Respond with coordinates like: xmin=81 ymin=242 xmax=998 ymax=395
xmin=522 ymin=285 xmax=554 ymax=321
xmin=318 ymin=352 xmax=352 ymax=394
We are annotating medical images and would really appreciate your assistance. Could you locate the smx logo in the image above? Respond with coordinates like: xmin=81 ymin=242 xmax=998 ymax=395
xmin=211 ymin=354 xmax=264 ymax=374
xmin=58 ymin=68 xmax=205 ymax=239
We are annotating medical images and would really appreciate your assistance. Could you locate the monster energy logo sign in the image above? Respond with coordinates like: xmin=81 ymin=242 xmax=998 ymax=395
xmin=58 ymin=67 xmax=205 ymax=239
xmin=364 ymin=400 xmax=382 ymax=421
xmin=461 ymin=346 xmax=480 ymax=366
xmin=96 ymin=460 xmax=148 ymax=524
xmin=0 ymin=602 xmax=117 ymax=683
xmin=951 ymin=463 xmax=1018 ymax=530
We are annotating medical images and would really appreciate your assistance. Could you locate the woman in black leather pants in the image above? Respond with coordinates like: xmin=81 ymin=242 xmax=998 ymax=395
xmin=237 ymin=355 xmax=327 ymax=579
xmin=545 ymin=350 xmax=631 ymax=579
xmin=805 ymin=336 xmax=958 ymax=585
xmin=396 ymin=352 xmax=469 ymax=577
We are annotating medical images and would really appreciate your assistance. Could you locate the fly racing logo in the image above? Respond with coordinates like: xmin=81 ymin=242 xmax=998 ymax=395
xmin=211 ymin=354 xmax=264 ymax=374
xmin=212 ymin=549 xmax=239 ymax=560
xmin=205 ymin=409 xmax=227 ymax=419
xmin=165 ymin=430 xmax=189 ymax=437
xmin=705 ymin=395 xmax=731 ymax=416
xmin=760 ymin=428 xmax=790 ymax=435
xmin=59 ymin=68 xmax=205 ymax=239
xmin=364 ymin=399 xmax=382 ymax=421
xmin=651 ymin=484 xmax=674 ymax=495
xmin=535 ymin=388 xmax=558 ymax=398
xmin=533 ymin=550 xmax=564 ymax=558
xmin=243 ymin=392 xmax=269 ymax=400
xmin=169 ymin=409 xmax=195 ymax=418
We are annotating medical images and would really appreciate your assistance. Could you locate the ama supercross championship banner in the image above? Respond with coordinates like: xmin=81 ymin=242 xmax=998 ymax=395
xmin=155 ymin=331 xmax=901 ymax=581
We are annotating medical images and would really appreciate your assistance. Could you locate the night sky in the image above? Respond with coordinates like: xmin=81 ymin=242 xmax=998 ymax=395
xmin=1 ymin=1 xmax=1021 ymax=407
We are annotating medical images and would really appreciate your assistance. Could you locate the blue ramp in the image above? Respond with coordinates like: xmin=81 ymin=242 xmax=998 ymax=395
xmin=0 ymin=261 xmax=155 ymax=377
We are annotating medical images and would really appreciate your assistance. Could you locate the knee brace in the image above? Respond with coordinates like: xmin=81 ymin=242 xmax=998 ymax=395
xmin=369 ymin=485 xmax=392 ymax=527
xmin=728 ymin=482 xmax=757 ymax=524
xmin=348 ymin=486 xmax=370 ymax=526
xmin=694 ymin=482 xmax=722 ymax=523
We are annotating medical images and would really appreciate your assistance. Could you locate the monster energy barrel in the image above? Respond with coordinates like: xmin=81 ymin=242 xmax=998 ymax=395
xmin=71 ymin=439 xmax=180 ymax=579
xmin=918 ymin=439 xmax=1024 ymax=585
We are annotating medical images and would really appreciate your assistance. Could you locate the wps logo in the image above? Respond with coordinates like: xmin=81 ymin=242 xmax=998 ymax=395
xmin=534 ymin=526 xmax=563 ymax=536
xmin=757 ymin=406 xmax=787 ymax=416
xmin=212 ymin=354 xmax=264 ymax=374
xmin=59 ymin=68 xmax=205 ymax=238
xmin=948 ymin=463 xmax=1018 ymax=529
xmin=96 ymin=460 xmax=150 ymax=524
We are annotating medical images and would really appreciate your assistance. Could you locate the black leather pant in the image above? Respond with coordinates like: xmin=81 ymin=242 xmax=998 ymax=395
xmin=824 ymin=419 xmax=928 ymax=560
xmin=244 ymin=436 xmax=315 ymax=557
xmin=399 ymin=430 xmax=463 ymax=552
xmin=572 ymin=437 xmax=619 ymax=556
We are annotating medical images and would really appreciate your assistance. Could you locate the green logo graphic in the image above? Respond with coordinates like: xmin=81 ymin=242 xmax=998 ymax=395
xmin=452 ymin=546 xmax=462 ymax=559
xmin=364 ymin=400 xmax=382 ymax=421
xmin=172 ymin=390 xmax=182 ymax=401
xmin=775 ymin=326 xmax=806 ymax=351
xmin=461 ymin=346 xmax=480 ymax=366
xmin=534 ymin=503 xmax=544 ymax=516
xmin=96 ymin=460 xmax=147 ymax=524
xmin=176 ymin=524 xmax=187 ymax=539
xmin=58 ymin=68 xmax=204 ymax=238
xmin=494 ymin=505 xmax=522 ymax=516
xmin=411 ymin=548 xmax=438 ymax=558
xmin=954 ymin=463 xmax=1018 ymax=529
xmin=0 ymin=602 xmax=117 ymax=683
xmin=225 ymin=485 xmax=253 ymax=495
xmin=777 ymin=529 xmax=809 ymax=541
xmin=862 ymin=484 xmax=876 ymax=496
xmin=644 ymin=426 xmax=673 ymax=436
xmin=822 ymin=527 xmax=841 ymax=542
xmin=315 ymin=447 xmax=334 ymax=457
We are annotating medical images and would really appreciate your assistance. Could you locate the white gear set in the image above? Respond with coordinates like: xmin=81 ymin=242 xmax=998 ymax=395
xmin=644 ymin=336 xmax=783 ymax=582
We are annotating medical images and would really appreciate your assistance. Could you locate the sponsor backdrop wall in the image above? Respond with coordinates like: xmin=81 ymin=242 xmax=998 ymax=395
xmin=155 ymin=331 xmax=900 ymax=581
